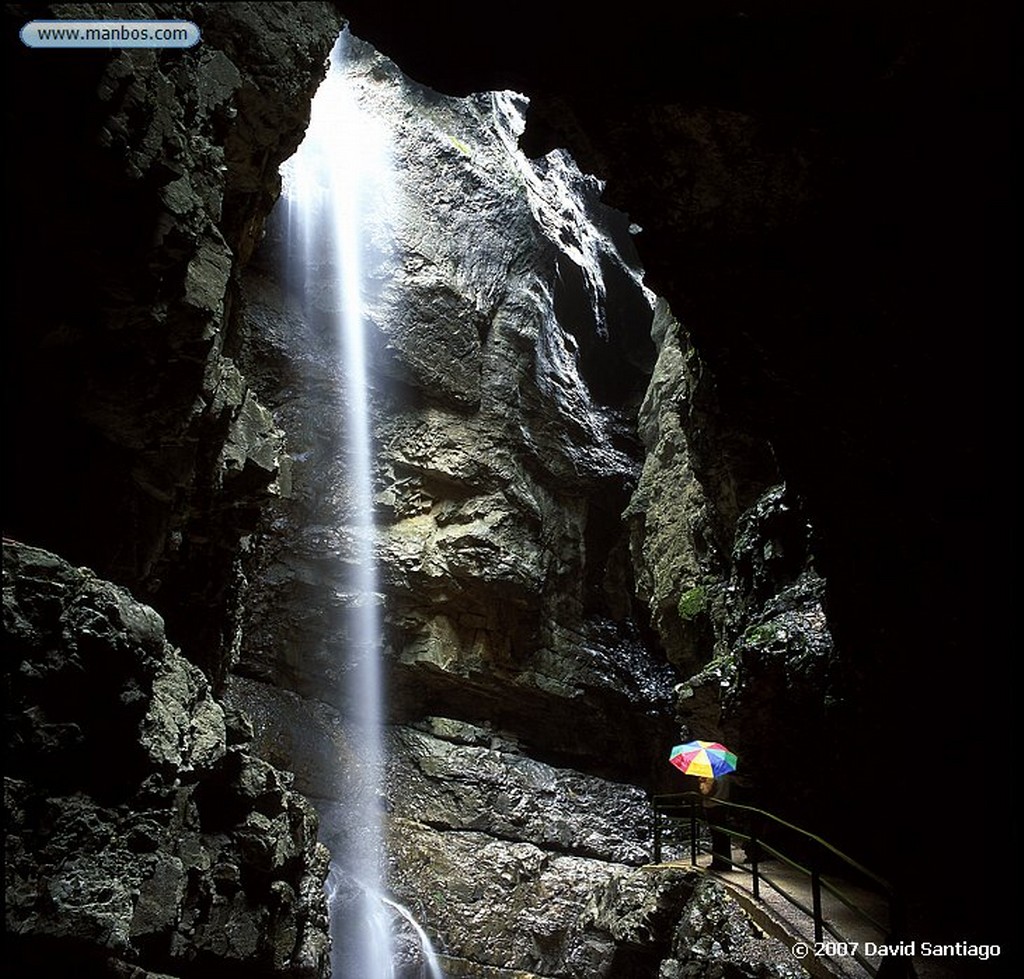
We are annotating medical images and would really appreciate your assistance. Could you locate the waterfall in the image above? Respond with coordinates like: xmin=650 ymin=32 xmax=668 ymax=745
xmin=281 ymin=32 xmax=441 ymax=979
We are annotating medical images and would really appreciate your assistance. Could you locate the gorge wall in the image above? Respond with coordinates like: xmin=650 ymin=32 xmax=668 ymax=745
xmin=4 ymin=2 xmax=1012 ymax=977
xmin=5 ymin=3 xmax=343 ymax=976
xmin=228 ymin=37 xmax=719 ymax=976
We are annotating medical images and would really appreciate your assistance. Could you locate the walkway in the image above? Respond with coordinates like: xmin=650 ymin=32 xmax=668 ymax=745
xmin=652 ymin=852 xmax=957 ymax=979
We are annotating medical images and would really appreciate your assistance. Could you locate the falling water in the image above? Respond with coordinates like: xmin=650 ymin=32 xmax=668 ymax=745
xmin=280 ymin=32 xmax=440 ymax=978
xmin=380 ymin=893 xmax=445 ymax=979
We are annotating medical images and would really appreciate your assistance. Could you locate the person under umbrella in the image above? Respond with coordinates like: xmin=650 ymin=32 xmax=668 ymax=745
xmin=669 ymin=740 xmax=738 ymax=871
xmin=698 ymin=774 xmax=733 ymax=870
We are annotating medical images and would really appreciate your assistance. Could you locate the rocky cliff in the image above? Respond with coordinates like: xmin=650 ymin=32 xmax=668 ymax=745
xmin=234 ymin=32 xmax=673 ymax=775
xmin=230 ymin=37 xmax=692 ymax=976
xmin=5 ymin=3 xmax=344 ymax=976
xmin=4 ymin=541 xmax=331 ymax=978
xmin=5 ymin=1 xmax=343 ymax=685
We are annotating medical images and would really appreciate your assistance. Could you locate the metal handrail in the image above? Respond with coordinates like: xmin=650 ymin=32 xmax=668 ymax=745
xmin=651 ymin=792 xmax=915 ymax=979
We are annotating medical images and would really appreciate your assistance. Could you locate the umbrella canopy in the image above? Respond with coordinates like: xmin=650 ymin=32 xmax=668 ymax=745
xmin=669 ymin=740 xmax=738 ymax=779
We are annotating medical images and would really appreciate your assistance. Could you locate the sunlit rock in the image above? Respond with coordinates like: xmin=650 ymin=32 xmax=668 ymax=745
xmin=237 ymin=35 xmax=675 ymax=784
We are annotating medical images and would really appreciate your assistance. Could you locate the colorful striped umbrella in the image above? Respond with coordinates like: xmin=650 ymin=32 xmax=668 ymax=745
xmin=669 ymin=740 xmax=738 ymax=779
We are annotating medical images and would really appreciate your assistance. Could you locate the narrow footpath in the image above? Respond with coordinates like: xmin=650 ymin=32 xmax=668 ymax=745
xmin=654 ymin=854 xmax=959 ymax=979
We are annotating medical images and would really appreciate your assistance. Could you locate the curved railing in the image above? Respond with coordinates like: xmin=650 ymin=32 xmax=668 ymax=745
xmin=652 ymin=792 xmax=916 ymax=979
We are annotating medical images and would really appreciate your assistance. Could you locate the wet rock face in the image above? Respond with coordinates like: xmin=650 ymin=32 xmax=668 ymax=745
xmin=640 ymin=473 xmax=839 ymax=829
xmin=380 ymin=722 xmax=674 ymax=977
xmin=658 ymin=877 xmax=809 ymax=979
xmin=237 ymin=36 xmax=675 ymax=784
xmin=384 ymin=831 xmax=808 ymax=979
xmin=5 ymin=2 xmax=343 ymax=685
xmin=624 ymin=301 xmax=839 ymax=828
xmin=386 ymin=823 xmax=645 ymax=978
xmin=223 ymin=681 xmax=700 ymax=977
xmin=625 ymin=301 xmax=778 ymax=674
xmin=387 ymin=720 xmax=654 ymax=866
xmin=717 ymin=490 xmax=839 ymax=828
xmin=233 ymin=36 xmax=684 ymax=976
xmin=4 ymin=542 xmax=331 ymax=979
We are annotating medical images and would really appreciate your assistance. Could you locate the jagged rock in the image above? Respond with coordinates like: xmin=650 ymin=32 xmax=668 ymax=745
xmin=652 ymin=482 xmax=839 ymax=829
xmin=386 ymin=823 xmax=808 ymax=979
xmin=622 ymin=303 xmax=842 ymax=831
xmin=625 ymin=302 xmax=726 ymax=673
xmin=659 ymin=877 xmax=809 ymax=979
xmin=625 ymin=301 xmax=779 ymax=674
xmin=3 ymin=542 xmax=330 ymax=978
xmin=142 ymin=654 xmax=227 ymax=772
xmin=625 ymin=301 xmax=842 ymax=823
xmin=582 ymin=865 xmax=697 ymax=956
xmin=657 ymin=486 xmax=835 ymax=826
xmin=387 ymin=720 xmax=654 ymax=865
xmin=222 ymin=677 xmax=347 ymax=806
xmin=386 ymin=820 xmax=641 ymax=977
xmin=726 ymin=486 xmax=817 ymax=627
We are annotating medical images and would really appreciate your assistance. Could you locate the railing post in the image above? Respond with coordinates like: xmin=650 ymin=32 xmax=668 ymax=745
xmin=873 ymin=891 xmax=914 ymax=979
xmin=811 ymin=867 xmax=823 ymax=943
xmin=689 ymin=797 xmax=698 ymax=866
xmin=654 ymin=805 xmax=662 ymax=864
xmin=889 ymin=890 xmax=907 ymax=944
xmin=750 ymin=827 xmax=760 ymax=901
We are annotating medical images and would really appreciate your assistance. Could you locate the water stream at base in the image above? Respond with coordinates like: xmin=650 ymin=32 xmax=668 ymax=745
xmin=281 ymin=31 xmax=443 ymax=979
xmin=380 ymin=894 xmax=446 ymax=979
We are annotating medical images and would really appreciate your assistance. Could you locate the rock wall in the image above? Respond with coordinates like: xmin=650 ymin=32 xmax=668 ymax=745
xmin=4 ymin=542 xmax=331 ymax=978
xmin=236 ymin=41 xmax=671 ymax=772
xmin=235 ymin=36 xmax=678 ymax=777
xmin=5 ymin=1 xmax=343 ymax=685
xmin=4 ymin=4 xmax=343 ymax=977
xmin=231 ymin=36 xmax=691 ymax=978
xmin=625 ymin=300 xmax=779 ymax=675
